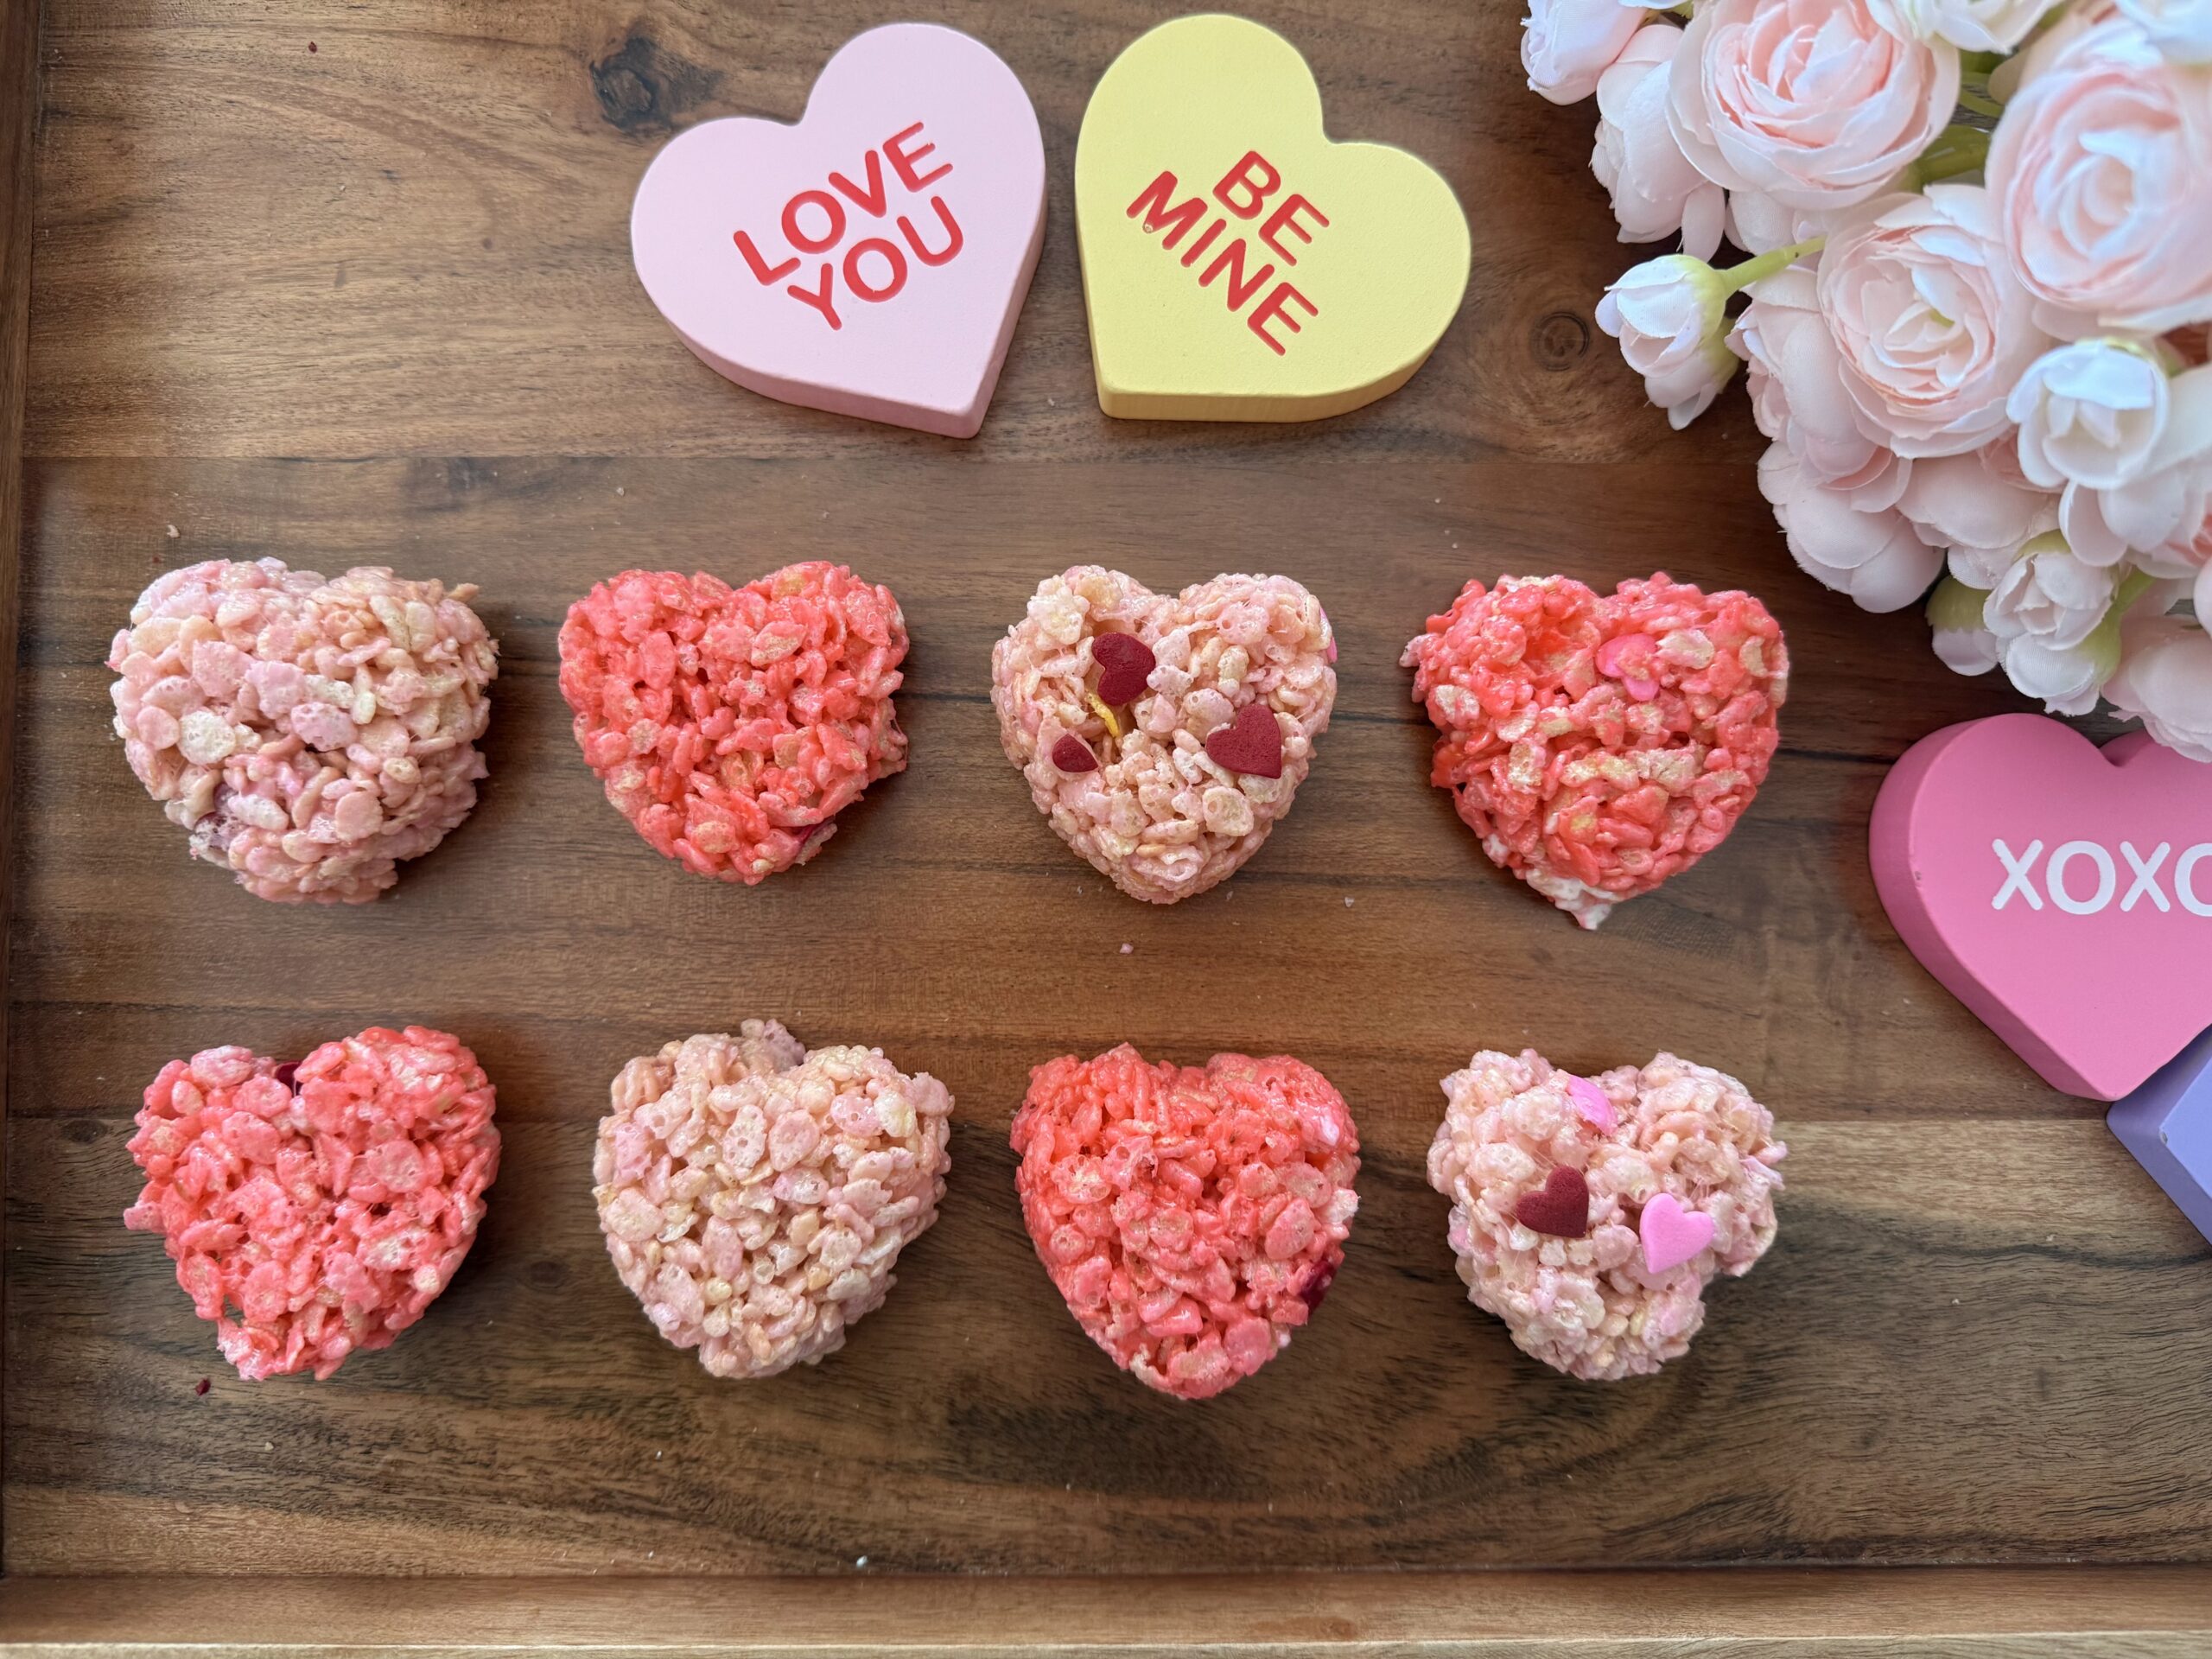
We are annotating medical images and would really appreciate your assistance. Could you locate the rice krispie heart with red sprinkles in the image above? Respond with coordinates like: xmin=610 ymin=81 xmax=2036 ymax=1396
xmin=559 ymin=563 xmax=907 ymax=882
xmin=991 ymin=566 xmax=1335 ymax=903
xmin=1426 ymin=1047 xmax=1785 ymax=1380
xmin=1402 ymin=573 xmax=1786 ymax=928
xmin=106 ymin=558 xmax=498 ymax=903
xmin=594 ymin=1022 xmax=952 ymax=1378
xmin=1011 ymin=1044 xmax=1359 ymax=1401
xmin=124 ymin=1026 xmax=500 ymax=1381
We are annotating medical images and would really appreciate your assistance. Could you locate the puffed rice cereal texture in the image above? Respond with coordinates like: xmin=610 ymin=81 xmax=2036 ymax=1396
xmin=123 ymin=1027 xmax=501 ymax=1381
xmin=559 ymin=564 xmax=908 ymax=883
xmin=1011 ymin=1045 xmax=1360 ymax=1401
xmin=106 ymin=559 xmax=498 ymax=903
xmin=594 ymin=1022 xmax=952 ymax=1378
xmin=1402 ymin=573 xmax=1785 ymax=927
xmin=1426 ymin=1048 xmax=1785 ymax=1381
xmin=990 ymin=566 xmax=1335 ymax=903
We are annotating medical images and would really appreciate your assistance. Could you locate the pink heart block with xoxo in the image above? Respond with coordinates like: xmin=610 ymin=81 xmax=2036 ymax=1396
xmin=1871 ymin=714 xmax=2212 ymax=1101
xmin=629 ymin=23 xmax=1046 ymax=438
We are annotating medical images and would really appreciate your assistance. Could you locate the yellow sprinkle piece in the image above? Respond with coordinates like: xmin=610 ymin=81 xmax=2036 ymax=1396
xmin=1087 ymin=691 xmax=1122 ymax=739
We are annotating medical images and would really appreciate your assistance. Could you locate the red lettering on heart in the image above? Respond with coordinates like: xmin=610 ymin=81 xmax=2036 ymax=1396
xmin=1204 ymin=702 xmax=1283 ymax=778
xmin=1090 ymin=632 xmax=1156 ymax=704
xmin=1514 ymin=1166 xmax=1590 ymax=1238
xmin=1125 ymin=156 xmax=1324 ymax=355
xmin=1051 ymin=734 xmax=1099 ymax=773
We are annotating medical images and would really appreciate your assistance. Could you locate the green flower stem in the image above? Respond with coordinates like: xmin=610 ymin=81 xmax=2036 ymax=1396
xmin=1720 ymin=237 xmax=1827 ymax=294
xmin=1927 ymin=575 xmax=1990 ymax=634
xmin=1958 ymin=84 xmax=2005 ymax=119
xmin=1907 ymin=124 xmax=1994 ymax=188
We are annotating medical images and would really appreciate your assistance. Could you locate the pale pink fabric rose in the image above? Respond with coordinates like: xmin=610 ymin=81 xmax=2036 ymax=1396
xmin=1592 ymin=25 xmax=1727 ymax=259
xmin=2105 ymin=613 xmax=2212 ymax=760
xmin=1868 ymin=0 xmax=2052 ymax=51
xmin=2197 ymin=559 xmax=2212 ymax=622
xmin=2061 ymin=459 xmax=2210 ymax=564
xmin=1899 ymin=448 xmax=2059 ymax=582
xmin=2134 ymin=494 xmax=2212 ymax=579
xmin=1525 ymin=0 xmax=1646 ymax=104
xmin=1596 ymin=255 xmax=1739 ymax=429
xmin=1724 ymin=189 xmax=1836 ymax=257
xmin=1988 ymin=17 xmax=2212 ymax=335
xmin=1733 ymin=265 xmax=1909 ymax=507
xmin=1758 ymin=442 xmax=1944 ymax=611
xmin=1817 ymin=187 xmax=2057 ymax=458
xmin=2009 ymin=338 xmax=2178 ymax=491
xmin=1668 ymin=0 xmax=1960 ymax=212
xmin=1983 ymin=533 xmax=2120 ymax=649
xmin=2003 ymin=632 xmax=2115 ymax=715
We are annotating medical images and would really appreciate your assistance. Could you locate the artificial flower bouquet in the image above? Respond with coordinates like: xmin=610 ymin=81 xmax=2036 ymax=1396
xmin=1527 ymin=0 xmax=2212 ymax=758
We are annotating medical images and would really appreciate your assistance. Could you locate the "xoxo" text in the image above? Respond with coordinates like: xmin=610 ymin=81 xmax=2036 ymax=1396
xmin=732 ymin=121 xmax=964 ymax=331
xmin=1991 ymin=838 xmax=2212 ymax=916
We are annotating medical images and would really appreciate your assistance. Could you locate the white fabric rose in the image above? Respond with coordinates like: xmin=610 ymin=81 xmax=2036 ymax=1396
xmin=1733 ymin=265 xmax=1910 ymax=507
xmin=1758 ymin=442 xmax=1944 ymax=611
xmin=1817 ymin=187 xmax=2057 ymax=459
xmin=1868 ymin=0 xmax=2053 ymax=51
xmin=2061 ymin=458 xmax=2212 ymax=565
xmin=1988 ymin=17 xmax=2212 ymax=335
xmin=1596 ymin=255 xmax=1738 ymax=429
xmin=2002 ymin=632 xmax=2115 ymax=715
xmin=2115 ymin=0 xmax=2212 ymax=63
xmin=2105 ymin=614 xmax=2212 ymax=760
xmin=1592 ymin=25 xmax=1726 ymax=260
xmin=1669 ymin=0 xmax=1960 ymax=212
xmin=1983 ymin=534 xmax=2120 ymax=649
xmin=2008 ymin=339 xmax=2177 ymax=491
xmin=1524 ymin=0 xmax=1646 ymax=104
xmin=2132 ymin=494 xmax=2212 ymax=579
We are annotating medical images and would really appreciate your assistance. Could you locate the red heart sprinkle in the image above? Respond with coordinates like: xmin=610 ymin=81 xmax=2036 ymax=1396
xmin=1090 ymin=632 xmax=1156 ymax=705
xmin=1515 ymin=1166 xmax=1590 ymax=1238
xmin=1051 ymin=734 xmax=1099 ymax=773
xmin=1204 ymin=703 xmax=1284 ymax=779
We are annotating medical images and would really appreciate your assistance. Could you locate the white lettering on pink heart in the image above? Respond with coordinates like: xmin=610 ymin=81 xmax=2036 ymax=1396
xmin=1988 ymin=837 xmax=2212 ymax=916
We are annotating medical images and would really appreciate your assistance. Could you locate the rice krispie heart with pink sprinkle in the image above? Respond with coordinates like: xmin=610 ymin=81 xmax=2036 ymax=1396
xmin=1402 ymin=573 xmax=1786 ymax=928
xmin=991 ymin=566 xmax=1336 ymax=903
xmin=1011 ymin=1044 xmax=1360 ymax=1401
xmin=559 ymin=563 xmax=907 ymax=882
xmin=106 ymin=558 xmax=498 ymax=903
xmin=1426 ymin=1047 xmax=1785 ymax=1381
xmin=594 ymin=1022 xmax=952 ymax=1378
xmin=124 ymin=1026 xmax=500 ymax=1381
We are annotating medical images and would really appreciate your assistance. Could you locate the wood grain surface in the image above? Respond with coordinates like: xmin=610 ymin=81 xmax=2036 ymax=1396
xmin=9 ymin=0 xmax=2212 ymax=1611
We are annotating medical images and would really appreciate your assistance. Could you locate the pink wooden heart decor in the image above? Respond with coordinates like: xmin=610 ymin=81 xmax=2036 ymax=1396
xmin=629 ymin=23 xmax=1046 ymax=438
xmin=1871 ymin=713 xmax=2212 ymax=1101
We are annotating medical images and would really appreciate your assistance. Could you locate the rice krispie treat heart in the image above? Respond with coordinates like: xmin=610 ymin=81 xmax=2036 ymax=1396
xmin=124 ymin=1027 xmax=501 ymax=1380
xmin=1402 ymin=573 xmax=1786 ymax=927
xmin=991 ymin=566 xmax=1336 ymax=903
xmin=1011 ymin=1045 xmax=1360 ymax=1401
xmin=559 ymin=563 xmax=907 ymax=883
xmin=594 ymin=1022 xmax=952 ymax=1378
xmin=1426 ymin=1048 xmax=1785 ymax=1381
xmin=106 ymin=559 xmax=498 ymax=903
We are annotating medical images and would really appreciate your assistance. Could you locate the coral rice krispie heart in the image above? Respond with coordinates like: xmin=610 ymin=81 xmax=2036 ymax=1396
xmin=990 ymin=566 xmax=1335 ymax=902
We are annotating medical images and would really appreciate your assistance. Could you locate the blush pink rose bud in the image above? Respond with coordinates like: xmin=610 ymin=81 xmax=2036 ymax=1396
xmin=1596 ymin=254 xmax=1739 ymax=429
xmin=2104 ymin=613 xmax=2212 ymax=757
xmin=1668 ymin=0 xmax=1960 ymax=212
xmin=1817 ymin=186 xmax=2056 ymax=459
xmin=1592 ymin=25 xmax=1726 ymax=260
xmin=1522 ymin=0 xmax=1645 ymax=104
xmin=1988 ymin=17 xmax=2212 ymax=335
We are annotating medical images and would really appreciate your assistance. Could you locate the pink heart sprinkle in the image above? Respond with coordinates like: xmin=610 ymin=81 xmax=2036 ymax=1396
xmin=1204 ymin=702 xmax=1284 ymax=779
xmin=1090 ymin=632 xmax=1155 ymax=706
xmin=1051 ymin=733 xmax=1099 ymax=773
xmin=1638 ymin=1192 xmax=1715 ymax=1274
xmin=1565 ymin=1074 xmax=1618 ymax=1133
xmin=1595 ymin=632 xmax=1661 ymax=702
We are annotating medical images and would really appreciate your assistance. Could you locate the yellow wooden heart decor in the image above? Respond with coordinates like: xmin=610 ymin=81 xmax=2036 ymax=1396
xmin=1075 ymin=13 xmax=1472 ymax=423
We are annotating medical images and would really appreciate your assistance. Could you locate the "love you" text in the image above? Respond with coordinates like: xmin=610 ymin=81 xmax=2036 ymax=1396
xmin=732 ymin=121 xmax=964 ymax=332
xmin=1124 ymin=150 xmax=1328 ymax=356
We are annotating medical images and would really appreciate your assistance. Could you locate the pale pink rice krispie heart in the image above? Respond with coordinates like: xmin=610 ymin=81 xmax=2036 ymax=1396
xmin=1426 ymin=1047 xmax=1785 ymax=1381
xmin=106 ymin=559 xmax=498 ymax=903
xmin=594 ymin=1022 xmax=952 ymax=1378
xmin=990 ymin=567 xmax=1336 ymax=902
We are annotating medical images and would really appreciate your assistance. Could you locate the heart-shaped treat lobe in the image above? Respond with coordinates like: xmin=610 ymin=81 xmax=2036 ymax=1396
xmin=594 ymin=1021 xmax=952 ymax=1378
xmin=1404 ymin=574 xmax=1787 ymax=928
xmin=631 ymin=23 xmax=1046 ymax=437
xmin=124 ymin=1027 xmax=500 ymax=1380
xmin=1427 ymin=1049 xmax=1784 ymax=1380
xmin=990 ymin=565 xmax=1335 ymax=902
xmin=1075 ymin=14 xmax=1471 ymax=420
xmin=106 ymin=559 xmax=499 ymax=903
xmin=1012 ymin=1045 xmax=1360 ymax=1401
xmin=1872 ymin=714 xmax=2212 ymax=1099
xmin=560 ymin=563 xmax=908 ymax=883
